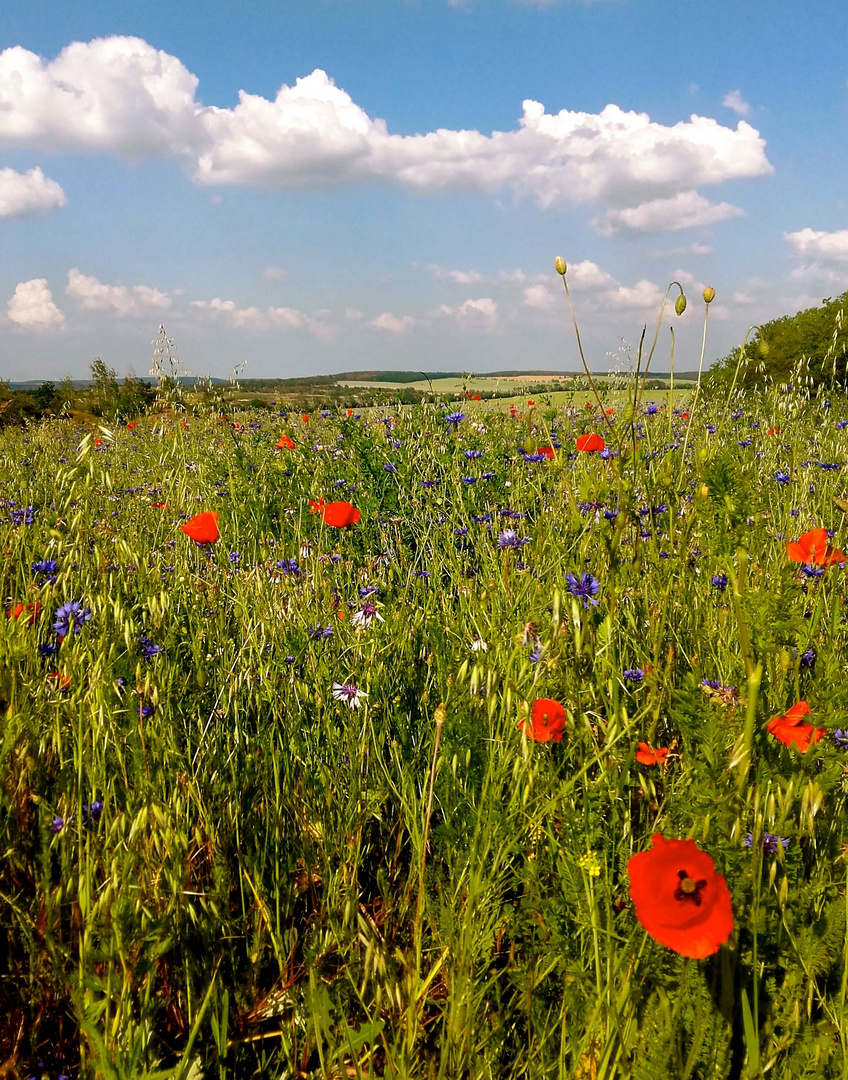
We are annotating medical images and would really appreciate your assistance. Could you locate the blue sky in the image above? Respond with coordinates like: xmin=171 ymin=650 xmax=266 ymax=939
xmin=0 ymin=0 xmax=846 ymax=380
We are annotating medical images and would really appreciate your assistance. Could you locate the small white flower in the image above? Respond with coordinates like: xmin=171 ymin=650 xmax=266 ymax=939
xmin=332 ymin=682 xmax=367 ymax=708
xmin=470 ymin=636 xmax=488 ymax=653
xmin=299 ymin=543 xmax=312 ymax=559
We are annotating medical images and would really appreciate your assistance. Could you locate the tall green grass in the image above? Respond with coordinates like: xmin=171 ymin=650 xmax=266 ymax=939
xmin=2 ymin=361 xmax=848 ymax=1078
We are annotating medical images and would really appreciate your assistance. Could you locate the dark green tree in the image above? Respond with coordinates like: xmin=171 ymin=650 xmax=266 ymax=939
xmin=712 ymin=292 xmax=848 ymax=387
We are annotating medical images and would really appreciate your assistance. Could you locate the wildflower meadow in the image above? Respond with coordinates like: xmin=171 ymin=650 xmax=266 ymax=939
xmin=4 ymin=282 xmax=848 ymax=1079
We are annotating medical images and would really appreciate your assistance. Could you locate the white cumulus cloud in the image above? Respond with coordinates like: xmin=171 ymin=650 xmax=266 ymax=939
xmin=192 ymin=297 xmax=263 ymax=328
xmin=567 ymin=259 xmax=617 ymax=290
xmin=523 ymin=284 xmax=557 ymax=309
xmin=370 ymin=312 xmax=414 ymax=333
xmin=0 ymin=38 xmax=773 ymax=216
xmin=7 ymin=278 xmax=64 ymax=329
xmin=426 ymin=264 xmax=484 ymax=284
xmin=0 ymin=37 xmax=200 ymax=155
xmin=431 ymin=297 xmax=498 ymax=322
xmin=594 ymin=190 xmax=744 ymax=236
xmin=723 ymin=90 xmax=750 ymax=117
xmin=66 ymin=268 xmax=171 ymax=316
xmin=0 ymin=166 xmax=66 ymax=219
xmin=785 ymin=228 xmax=848 ymax=262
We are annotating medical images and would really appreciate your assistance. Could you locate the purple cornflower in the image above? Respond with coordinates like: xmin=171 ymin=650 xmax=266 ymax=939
xmin=32 ymin=559 xmax=59 ymax=575
xmin=51 ymin=816 xmax=66 ymax=834
xmin=415 ymin=569 xmax=431 ymax=578
xmin=623 ymin=668 xmax=644 ymax=683
xmin=464 ymin=449 xmax=483 ymax=459
xmin=38 ymin=643 xmax=59 ymax=657
xmin=422 ymin=479 xmax=440 ymax=489
xmin=384 ymin=462 xmax=399 ymax=473
xmin=776 ymin=471 xmax=791 ymax=484
xmin=462 ymin=476 xmax=478 ymax=484
xmin=743 ymin=832 xmax=790 ymax=855
xmin=799 ymin=647 xmax=816 ymax=669
xmin=497 ymin=529 xmax=530 ymax=549
xmin=566 ymin=571 xmax=600 ymax=608
xmin=832 ymin=729 xmax=848 ymax=749
xmin=308 ymin=624 xmax=333 ymax=640
xmin=228 ymin=551 xmax=241 ymax=564
xmin=711 ymin=573 xmax=728 ymax=590
xmin=801 ymin=564 xmax=825 ymax=579
xmin=445 ymin=412 xmax=465 ymax=426
xmin=53 ymin=600 xmax=92 ymax=637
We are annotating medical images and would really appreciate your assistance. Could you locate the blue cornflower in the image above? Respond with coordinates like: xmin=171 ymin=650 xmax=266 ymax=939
xmin=566 ymin=571 xmax=600 ymax=608
xmin=454 ymin=527 xmax=469 ymax=537
xmin=801 ymin=564 xmax=825 ymax=579
xmin=645 ymin=404 xmax=659 ymax=415
xmin=415 ymin=569 xmax=431 ymax=579
xmin=308 ymin=624 xmax=333 ymax=640
xmin=623 ymin=668 xmax=644 ymax=683
xmin=140 ymin=634 xmax=161 ymax=659
xmin=32 ymin=559 xmax=59 ymax=575
xmin=51 ymin=816 xmax=66 ymax=834
xmin=445 ymin=412 xmax=465 ymax=426
xmin=274 ymin=558 xmax=300 ymax=576
xmin=523 ymin=452 xmax=547 ymax=464
xmin=480 ymin=471 xmax=495 ymax=480
xmin=743 ymin=832 xmax=790 ymax=855
xmin=462 ymin=476 xmax=477 ymax=484
xmin=38 ymin=642 xmax=59 ymax=657
xmin=464 ymin=449 xmax=483 ymax=459
xmin=384 ymin=462 xmax=399 ymax=473
xmin=497 ymin=529 xmax=530 ymax=549
xmin=799 ymin=647 xmax=816 ymax=668
xmin=711 ymin=573 xmax=728 ymax=590
xmin=472 ymin=514 xmax=491 ymax=524
xmin=421 ymin=479 xmax=440 ymax=489
xmin=53 ymin=600 xmax=92 ymax=638
xmin=228 ymin=551 xmax=241 ymax=564
xmin=775 ymin=471 xmax=790 ymax=484
xmin=529 ymin=648 xmax=542 ymax=663
xmin=359 ymin=585 xmax=379 ymax=598
xmin=833 ymin=729 xmax=848 ymax=749
xmin=603 ymin=508 xmax=620 ymax=522
xmin=837 ymin=420 xmax=848 ymax=430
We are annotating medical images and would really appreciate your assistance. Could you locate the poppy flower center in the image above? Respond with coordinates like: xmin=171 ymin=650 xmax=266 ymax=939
xmin=674 ymin=869 xmax=707 ymax=906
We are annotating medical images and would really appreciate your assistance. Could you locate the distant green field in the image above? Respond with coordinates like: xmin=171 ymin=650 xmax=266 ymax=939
xmin=338 ymin=374 xmax=697 ymax=393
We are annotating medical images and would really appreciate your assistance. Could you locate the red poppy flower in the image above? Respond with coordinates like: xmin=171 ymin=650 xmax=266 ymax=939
xmin=786 ymin=527 xmax=844 ymax=566
xmin=47 ymin=672 xmax=71 ymax=693
xmin=527 ymin=399 xmax=536 ymax=407
xmin=126 ymin=420 xmax=138 ymax=430
xmin=585 ymin=402 xmax=595 ymax=410
xmin=576 ymin=433 xmax=606 ymax=452
xmin=680 ymin=412 xmax=690 ymax=420
xmin=768 ymin=426 xmax=782 ymax=436
xmin=276 ymin=433 xmax=295 ymax=450
xmin=179 ymin=511 xmax=219 ymax=544
xmin=605 ymin=408 xmax=615 ymax=416
xmin=538 ymin=446 xmax=555 ymax=459
xmin=151 ymin=501 xmax=170 ymax=509
xmin=635 ymin=743 xmax=669 ymax=766
xmin=301 ymin=413 xmax=309 ymax=423
xmin=6 ymin=601 xmax=41 ymax=624
xmin=766 ymin=700 xmax=827 ymax=752
xmin=519 ymin=698 xmax=567 ymax=743
xmin=509 ymin=405 xmax=517 ymax=416
xmin=94 ymin=438 xmax=103 ymax=447
xmin=628 ymin=835 xmax=734 ymax=958
xmin=347 ymin=409 xmax=354 ymax=416
xmin=309 ymin=500 xmax=361 ymax=528
xmin=473 ymin=394 xmax=482 ymax=401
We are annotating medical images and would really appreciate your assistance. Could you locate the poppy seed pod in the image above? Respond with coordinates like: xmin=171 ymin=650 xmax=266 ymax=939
xmin=555 ymin=256 xmax=567 ymax=276
xmin=703 ymin=286 xmax=716 ymax=304
xmin=675 ymin=294 xmax=687 ymax=317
